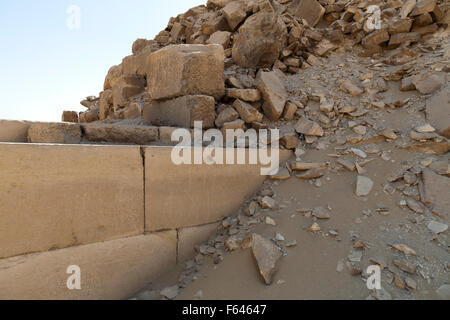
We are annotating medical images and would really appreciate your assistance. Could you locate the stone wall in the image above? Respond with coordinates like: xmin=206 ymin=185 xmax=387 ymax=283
xmin=0 ymin=142 xmax=291 ymax=299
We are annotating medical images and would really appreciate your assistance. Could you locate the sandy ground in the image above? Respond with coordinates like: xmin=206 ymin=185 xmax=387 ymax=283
xmin=133 ymin=30 xmax=449 ymax=301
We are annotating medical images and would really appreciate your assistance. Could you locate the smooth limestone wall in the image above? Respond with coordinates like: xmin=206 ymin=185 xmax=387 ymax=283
xmin=0 ymin=140 xmax=291 ymax=299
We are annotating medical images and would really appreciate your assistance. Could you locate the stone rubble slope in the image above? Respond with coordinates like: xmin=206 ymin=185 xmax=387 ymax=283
xmin=58 ymin=0 xmax=448 ymax=150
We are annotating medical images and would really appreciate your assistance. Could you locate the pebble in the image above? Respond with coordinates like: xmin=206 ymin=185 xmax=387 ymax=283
xmin=356 ymin=176 xmax=374 ymax=196
xmin=265 ymin=216 xmax=277 ymax=226
xmin=160 ymin=285 xmax=179 ymax=300
xmin=427 ymin=221 xmax=448 ymax=234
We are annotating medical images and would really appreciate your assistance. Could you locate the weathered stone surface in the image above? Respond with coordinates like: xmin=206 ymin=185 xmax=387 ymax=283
xmin=62 ymin=111 xmax=79 ymax=123
xmin=413 ymin=72 xmax=446 ymax=95
xmin=340 ymin=80 xmax=364 ymax=96
xmin=426 ymin=90 xmax=450 ymax=138
xmin=132 ymin=38 xmax=157 ymax=54
xmin=104 ymin=65 xmax=122 ymax=90
xmin=400 ymin=0 xmax=417 ymax=18
xmin=0 ymin=144 xmax=144 ymax=259
xmin=251 ymin=233 xmax=282 ymax=285
xmin=421 ymin=169 xmax=450 ymax=216
xmin=112 ymin=75 xmax=146 ymax=109
xmin=122 ymin=46 xmax=155 ymax=77
xmin=226 ymin=88 xmax=261 ymax=102
xmin=256 ymin=70 xmax=287 ymax=121
xmin=389 ymin=32 xmax=421 ymax=46
xmin=292 ymin=0 xmax=325 ymax=27
xmin=207 ymin=0 xmax=230 ymax=9
xmin=206 ymin=31 xmax=232 ymax=49
xmin=28 ymin=122 xmax=82 ymax=144
xmin=222 ymin=1 xmax=247 ymax=30
xmin=232 ymin=6 xmax=287 ymax=68
xmin=99 ymin=89 xmax=113 ymax=120
xmin=222 ymin=119 xmax=246 ymax=131
xmin=143 ymin=95 xmax=216 ymax=129
xmin=388 ymin=19 xmax=413 ymax=35
xmin=295 ymin=118 xmax=324 ymax=137
xmin=0 ymin=120 xmax=30 ymax=142
xmin=411 ymin=0 xmax=436 ymax=16
xmin=0 ymin=232 xmax=176 ymax=299
xmin=427 ymin=221 xmax=448 ymax=234
xmin=233 ymin=99 xmax=263 ymax=123
xmin=215 ymin=106 xmax=239 ymax=128
xmin=147 ymin=44 xmax=225 ymax=100
xmin=82 ymin=124 xmax=159 ymax=145
xmin=361 ymin=29 xmax=390 ymax=48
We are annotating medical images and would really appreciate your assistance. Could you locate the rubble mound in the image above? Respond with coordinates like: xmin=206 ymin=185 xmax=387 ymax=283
xmin=64 ymin=0 xmax=449 ymax=142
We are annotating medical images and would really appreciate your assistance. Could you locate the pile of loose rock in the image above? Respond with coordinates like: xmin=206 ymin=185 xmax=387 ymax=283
xmin=62 ymin=0 xmax=448 ymax=146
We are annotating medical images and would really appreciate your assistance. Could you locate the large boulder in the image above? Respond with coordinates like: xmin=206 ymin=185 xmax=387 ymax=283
xmin=146 ymin=44 xmax=225 ymax=100
xmin=232 ymin=4 xmax=287 ymax=68
xmin=122 ymin=46 xmax=157 ymax=77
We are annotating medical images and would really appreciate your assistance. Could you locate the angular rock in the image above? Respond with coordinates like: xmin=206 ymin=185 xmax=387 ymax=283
xmin=112 ymin=75 xmax=146 ymax=109
xmin=251 ymin=234 xmax=283 ymax=285
xmin=143 ymin=95 xmax=216 ymax=129
xmin=389 ymin=32 xmax=421 ymax=46
xmin=104 ymin=65 xmax=122 ymax=90
xmin=206 ymin=31 xmax=232 ymax=49
xmin=122 ymin=46 xmax=156 ymax=77
xmin=61 ymin=111 xmax=79 ymax=123
xmin=413 ymin=72 xmax=446 ymax=95
xmin=411 ymin=0 xmax=436 ymax=16
xmin=292 ymin=0 xmax=325 ymax=27
xmin=226 ymin=89 xmax=261 ymax=102
xmin=82 ymin=124 xmax=158 ymax=145
xmin=147 ymin=44 xmax=225 ymax=100
xmin=361 ymin=29 xmax=389 ymax=48
xmin=295 ymin=118 xmax=323 ymax=137
xmin=421 ymin=169 xmax=450 ymax=216
xmin=427 ymin=221 xmax=448 ymax=234
xmin=388 ymin=19 xmax=413 ymax=35
xmin=28 ymin=122 xmax=82 ymax=144
xmin=426 ymin=90 xmax=450 ymax=138
xmin=215 ymin=106 xmax=239 ymax=128
xmin=222 ymin=119 xmax=246 ymax=131
xmin=233 ymin=99 xmax=263 ymax=123
xmin=340 ymin=80 xmax=364 ymax=96
xmin=232 ymin=5 xmax=287 ymax=68
xmin=99 ymin=89 xmax=113 ymax=120
xmin=356 ymin=176 xmax=374 ymax=196
xmin=256 ymin=71 xmax=287 ymax=121
xmin=222 ymin=1 xmax=247 ymax=30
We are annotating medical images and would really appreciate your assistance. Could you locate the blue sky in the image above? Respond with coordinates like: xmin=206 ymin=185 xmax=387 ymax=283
xmin=0 ymin=0 xmax=204 ymax=121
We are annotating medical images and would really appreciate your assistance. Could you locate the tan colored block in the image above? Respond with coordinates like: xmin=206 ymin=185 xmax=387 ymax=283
xmin=144 ymin=147 xmax=292 ymax=232
xmin=143 ymin=95 xmax=216 ymax=129
xmin=0 ymin=144 xmax=144 ymax=259
xmin=0 ymin=232 xmax=176 ymax=300
xmin=178 ymin=223 xmax=220 ymax=262
xmin=0 ymin=120 xmax=29 ymax=142
xmin=146 ymin=44 xmax=225 ymax=100
xmin=28 ymin=122 xmax=82 ymax=144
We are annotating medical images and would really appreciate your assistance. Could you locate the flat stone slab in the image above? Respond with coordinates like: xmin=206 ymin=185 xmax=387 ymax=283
xmin=82 ymin=123 xmax=159 ymax=145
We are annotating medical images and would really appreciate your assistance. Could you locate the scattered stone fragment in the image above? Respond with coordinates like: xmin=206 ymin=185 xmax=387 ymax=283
xmin=295 ymin=118 xmax=324 ymax=137
xmin=391 ymin=244 xmax=416 ymax=255
xmin=356 ymin=176 xmax=374 ymax=197
xmin=427 ymin=221 xmax=448 ymax=234
xmin=160 ymin=285 xmax=179 ymax=300
xmin=275 ymin=233 xmax=285 ymax=242
xmin=405 ymin=277 xmax=417 ymax=290
xmin=413 ymin=72 xmax=446 ymax=95
xmin=394 ymin=259 xmax=417 ymax=274
xmin=296 ymin=169 xmax=324 ymax=180
xmin=265 ymin=217 xmax=277 ymax=226
xmin=261 ymin=196 xmax=276 ymax=209
xmin=351 ymin=148 xmax=368 ymax=159
xmin=256 ymin=70 xmax=288 ymax=121
xmin=307 ymin=223 xmax=321 ymax=232
xmin=251 ymin=233 xmax=283 ymax=285
xmin=436 ymin=285 xmax=450 ymax=300
xmin=340 ymin=80 xmax=363 ymax=96
xmin=346 ymin=261 xmax=362 ymax=276
xmin=270 ymin=167 xmax=291 ymax=180
xmin=406 ymin=198 xmax=426 ymax=214
xmin=312 ymin=207 xmax=330 ymax=220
